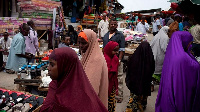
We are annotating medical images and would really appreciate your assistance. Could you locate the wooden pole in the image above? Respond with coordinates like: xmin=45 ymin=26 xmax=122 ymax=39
xmin=38 ymin=30 xmax=47 ymax=40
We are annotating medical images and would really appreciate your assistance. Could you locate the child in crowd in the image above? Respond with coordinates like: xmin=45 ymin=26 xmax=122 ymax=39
xmin=104 ymin=41 xmax=119 ymax=112
xmin=58 ymin=35 xmax=71 ymax=48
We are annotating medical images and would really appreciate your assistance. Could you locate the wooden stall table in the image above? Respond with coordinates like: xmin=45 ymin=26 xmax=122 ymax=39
xmin=14 ymin=78 xmax=42 ymax=91
xmin=38 ymin=87 xmax=49 ymax=92
xmin=14 ymin=78 xmax=49 ymax=96
xmin=14 ymin=79 xmax=42 ymax=86
xmin=35 ymin=55 xmax=45 ymax=59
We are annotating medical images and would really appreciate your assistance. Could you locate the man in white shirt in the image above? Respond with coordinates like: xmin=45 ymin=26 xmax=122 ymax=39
xmin=0 ymin=32 xmax=12 ymax=69
xmin=152 ymin=16 xmax=161 ymax=36
xmin=98 ymin=13 xmax=109 ymax=39
xmin=135 ymin=16 xmax=149 ymax=34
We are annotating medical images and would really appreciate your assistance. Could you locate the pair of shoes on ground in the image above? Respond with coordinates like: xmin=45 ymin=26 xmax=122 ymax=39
xmin=151 ymin=85 xmax=154 ymax=92
xmin=5 ymin=69 xmax=15 ymax=74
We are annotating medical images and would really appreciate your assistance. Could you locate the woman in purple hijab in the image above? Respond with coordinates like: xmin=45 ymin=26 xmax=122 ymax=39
xmin=155 ymin=31 xmax=200 ymax=112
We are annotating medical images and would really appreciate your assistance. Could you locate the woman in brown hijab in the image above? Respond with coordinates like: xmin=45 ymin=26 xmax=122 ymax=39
xmin=78 ymin=29 xmax=108 ymax=108
xmin=169 ymin=14 xmax=182 ymax=38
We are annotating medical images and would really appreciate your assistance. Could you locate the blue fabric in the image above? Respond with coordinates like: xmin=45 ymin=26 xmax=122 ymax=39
xmin=6 ymin=33 xmax=27 ymax=71
xmin=179 ymin=23 xmax=183 ymax=31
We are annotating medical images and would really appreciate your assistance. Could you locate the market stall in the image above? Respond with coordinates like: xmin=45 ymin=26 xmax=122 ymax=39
xmin=12 ymin=49 xmax=53 ymax=97
xmin=17 ymin=0 xmax=62 ymax=30
xmin=13 ymin=47 xmax=80 ymax=95
xmin=17 ymin=0 xmax=66 ymax=49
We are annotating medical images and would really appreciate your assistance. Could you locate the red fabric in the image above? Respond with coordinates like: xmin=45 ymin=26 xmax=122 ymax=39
xmin=104 ymin=41 xmax=119 ymax=96
xmin=40 ymin=47 xmax=108 ymax=112
xmin=171 ymin=3 xmax=178 ymax=10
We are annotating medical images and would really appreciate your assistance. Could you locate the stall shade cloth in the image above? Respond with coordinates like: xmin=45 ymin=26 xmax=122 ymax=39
xmin=104 ymin=41 xmax=119 ymax=96
xmin=155 ymin=31 xmax=200 ymax=112
xmin=150 ymin=26 xmax=170 ymax=74
xmin=126 ymin=41 xmax=155 ymax=96
xmin=191 ymin=0 xmax=200 ymax=4
xmin=40 ymin=47 xmax=108 ymax=112
xmin=80 ymin=29 xmax=108 ymax=108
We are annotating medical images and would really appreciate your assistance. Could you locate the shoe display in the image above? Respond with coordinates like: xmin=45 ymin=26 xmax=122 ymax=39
xmin=0 ymin=90 xmax=44 ymax=112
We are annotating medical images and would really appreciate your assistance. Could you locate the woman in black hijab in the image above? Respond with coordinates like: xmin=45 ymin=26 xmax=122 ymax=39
xmin=125 ymin=41 xmax=155 ymax=112
xmin=68 ymin=25 xmax=78 ymax=45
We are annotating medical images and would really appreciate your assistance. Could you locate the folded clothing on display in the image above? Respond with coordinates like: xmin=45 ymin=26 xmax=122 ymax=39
xmin=0 ymin=17 xmax=30 ymax=38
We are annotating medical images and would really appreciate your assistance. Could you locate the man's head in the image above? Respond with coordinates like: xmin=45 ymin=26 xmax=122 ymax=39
xmin=154 ymin=16 xmax=159 ymax=20
xmin=141 ymin=16 xmax=146 ymax=25
xmin=174 ymin=14 xmax=182 ymax=22
xmin=3 ymin=32 xmax=9 ymax=41
xmin=102 ymin=13 xmax=107 ymax=20
xmin=171 ymin=14 xmax=175 ymax=19
xmin=62 ymin=34 xmax=71 ymax=46
xmin=27 ymin=20 xmax=35 ymax=29
xmin=19 ymin=23 xmax=30 ymax=36
xmin=109 ymin=18 xmax=118 ymax=32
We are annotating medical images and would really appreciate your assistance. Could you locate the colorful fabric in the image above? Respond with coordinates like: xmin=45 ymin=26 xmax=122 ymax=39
xmin=80 ymin=29 xmax=108 ymax=108
xmin=108 ymin=87 xmax=116 ymax=112
xmin=104 ymin=41 xmax=119 ymax=96
xmin=78 ymin=31 xmax=88 ymax=42
xmin=40 ymin=47 xmax=108 ymax=112
xmin=155 ymin=31 xmax=200 ymax=112
xmin=126 ymin=93 xmax=147 ymax=112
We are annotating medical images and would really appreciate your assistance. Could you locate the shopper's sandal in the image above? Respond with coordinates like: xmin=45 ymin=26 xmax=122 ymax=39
xmin=151 ymin=85 xmax=154 ymax=92
xmin=6 ymin=69 xmax=15 ymax=74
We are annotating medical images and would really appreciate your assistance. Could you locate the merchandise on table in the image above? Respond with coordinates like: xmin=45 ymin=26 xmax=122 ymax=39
xmin=0 ymin=88 xmax=44 ymax=112
xmin=124 ymin=30 xmax=148 ymax=42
